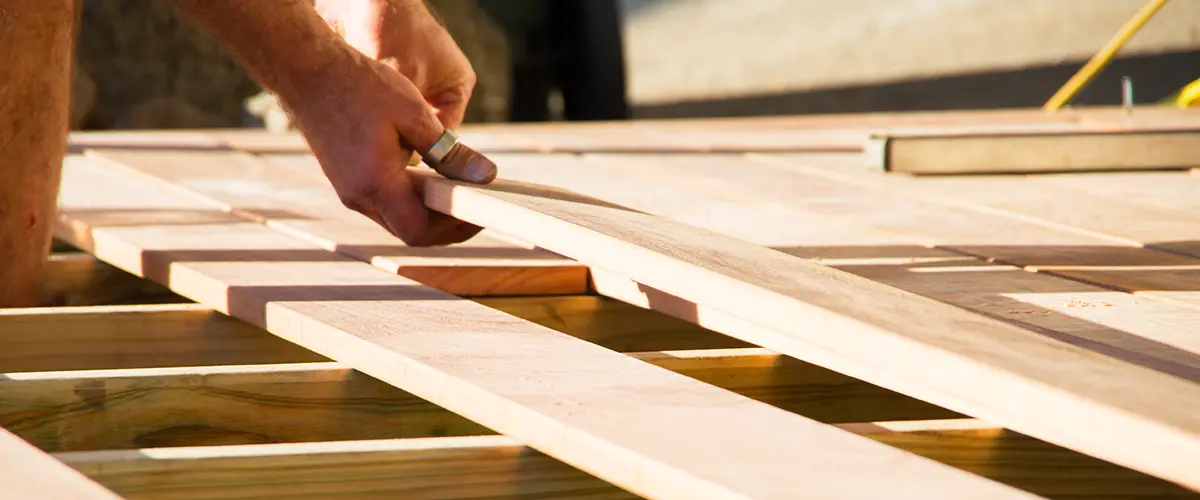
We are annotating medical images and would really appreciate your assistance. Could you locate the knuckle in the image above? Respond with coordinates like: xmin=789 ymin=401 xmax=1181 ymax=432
xmin=337 ymin=181 xmax=380 ymax=212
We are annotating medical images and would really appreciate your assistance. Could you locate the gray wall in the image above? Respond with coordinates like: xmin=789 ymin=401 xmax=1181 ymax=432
xmin=619 ymin=0 xmax=1200 ymax=117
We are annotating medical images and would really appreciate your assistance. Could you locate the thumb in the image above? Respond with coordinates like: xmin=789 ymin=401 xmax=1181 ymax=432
xmin=396 ymin=89 xmax=497 ymax=185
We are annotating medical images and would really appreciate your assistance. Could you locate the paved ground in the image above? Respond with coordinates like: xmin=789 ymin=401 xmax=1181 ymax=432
xmin=618 ymin=0 xmax=1200 ymax=106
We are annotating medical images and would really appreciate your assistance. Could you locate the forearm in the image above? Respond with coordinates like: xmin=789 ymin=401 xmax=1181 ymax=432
xmin=171 ymin=0 xmax=357 ymax=103
xmin=0 ymin=0 xmax=76 ymax=306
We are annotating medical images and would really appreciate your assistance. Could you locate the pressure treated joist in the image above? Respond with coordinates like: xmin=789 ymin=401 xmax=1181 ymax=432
xmin=51 ymin=156 xmax=1030 ymax=499
xmin=0 ymin=304 xmax=325 ymax=372
xmin=1 ymin=349 xmax=960 ymax=454
xmin=395 ymin=164 xmax=1200 ymax=489
xmin=55 ymin=436 xmax=636 ymax=500
xmin=867 ymin=125 xmax=1200 ymax=174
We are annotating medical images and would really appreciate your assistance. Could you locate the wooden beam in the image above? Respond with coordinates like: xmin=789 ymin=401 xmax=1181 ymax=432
xmin=0 ymin=304 xmax=326 ymax=372
xmin=0 ymin=349 xmax=958 ymax=453
xmin=51 ymin=155 xmax=1032 ymax=499
xmin=867 ymin=126 xmax=1200 ymax=175
xmin=409 ymin=166 xmax=1200 ymax=489
xmin=53 ymin=420 xmax=1198 ymax=500
xmin=55 ymin=436 xmax=635 ymax=500
xmin=41 ymin=252 xmax=180 ymax=306
xmin=79 ymin=145 xmax=589 ymax=298
xmin=0 ymin=295 xmax=749 ymax=374
xmin=474 ymin=295 xmax=750 ymax=352
xmin=0 ymin=427 xmax=120 ymax=499
xmin=1 ymin=363 xmax=492 ymax=452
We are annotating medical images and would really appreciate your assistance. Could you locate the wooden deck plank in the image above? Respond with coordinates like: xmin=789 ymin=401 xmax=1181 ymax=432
xmin=387 ymin=155 xmax=1200 ymax=490
xmin=754 ymin=153 xmax=1200 ymax=309
xmin=0 ymin=427 xmax=120 ymax=499
xmin=51 ymin=156 xmax=1027 ymax=500
xmin=81 ymin=147 xmax=588 ymax=298
xmin=869 ymin=126 xmax=1200 ymax=175
xmin=577 ymin=153 xmax=1200 ymax=379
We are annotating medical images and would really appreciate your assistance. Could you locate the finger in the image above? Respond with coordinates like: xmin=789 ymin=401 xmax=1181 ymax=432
xmin=432 ymin=143 xmax=497 ymax=184
xmin=384 ymin=78 xmax=496 ymax=185
xmin=373 ymin=172 xmax=432 ymax=246
xmin=420 ymin=211 xmax=485 ymax=246
xmin=428 ymin=87 xmax=471 ymax=130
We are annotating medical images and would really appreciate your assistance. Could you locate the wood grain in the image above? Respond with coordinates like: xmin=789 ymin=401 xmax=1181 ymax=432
xmin=1 ymin=363 xmax=493 ymax=452
xmin=407 ymin=156 xmax=1200 ymax=490
xmin=52 ymin=156 xmax=1029 ymax=499
xmin=0 ymin=304 xmax=325 ymax=373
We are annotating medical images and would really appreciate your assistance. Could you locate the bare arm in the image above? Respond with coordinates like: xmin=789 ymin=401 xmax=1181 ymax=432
xmin=0 ymin=0 xmax=76 ymax=306
xmin=171 ymin=0 xmax=496 ymax=246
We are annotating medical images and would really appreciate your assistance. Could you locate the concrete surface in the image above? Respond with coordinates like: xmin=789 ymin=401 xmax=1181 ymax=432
xmin=619 ymin=0 xmax=1200 ymax=107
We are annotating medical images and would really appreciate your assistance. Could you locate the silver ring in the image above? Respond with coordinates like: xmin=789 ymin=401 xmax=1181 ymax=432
xmin=421 ymin=129 xmax=459 ymax=168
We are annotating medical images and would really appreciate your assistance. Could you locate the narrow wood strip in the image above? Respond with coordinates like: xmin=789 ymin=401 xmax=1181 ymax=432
xmin=410 ymin=160 xmax=1200 ymax=490
xmin=53 ymin=156 xmax=1025 ymax=499
xmin=871 ymin=128 xmax=1200 ymax=174
xmin=82 ymin=147 xmax=588 ymax=297
xmin=0 ymin=427 xmax=120 ymax=499
xmin=0 ymin=304 xmax=326 ymax=372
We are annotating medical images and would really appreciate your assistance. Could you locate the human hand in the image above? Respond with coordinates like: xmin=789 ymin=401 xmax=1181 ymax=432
xmin=314 ymin=0 xmax=476 ymax=129
xmin=282 ymin=46 xmax=497 ymax=247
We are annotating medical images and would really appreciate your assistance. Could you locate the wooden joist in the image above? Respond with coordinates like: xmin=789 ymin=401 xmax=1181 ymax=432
xmin=867 ymin=124 xmax=1200 ymax=175
xmin=1 ymin=349 xmax=962 ymax=454
xmin=55 ymin=436 xmax=636 ymax=500
xmin=55 ymin=423 xmax=1200 ymax=500
xmin=0 ymin=304 xmax=324 ymax=372
xmin=51 ymin=155 xmax=1033 ymax=499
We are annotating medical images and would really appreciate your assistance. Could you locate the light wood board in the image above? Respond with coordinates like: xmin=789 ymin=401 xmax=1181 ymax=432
xmin=50 ymin=155 xmax=1031 ymax=499
xmin=392 ymin=155 xmax=1200 ymax=490
xmin=869 ymin=127 xmax=1200 ymax=174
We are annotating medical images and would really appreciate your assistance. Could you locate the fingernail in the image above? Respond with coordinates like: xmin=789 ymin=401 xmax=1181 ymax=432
xmin=465 ymin=154 xmax=498 ymax=183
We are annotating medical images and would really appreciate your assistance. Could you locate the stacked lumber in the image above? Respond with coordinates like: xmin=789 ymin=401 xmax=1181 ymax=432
xmin=3 ymin=106 xmax=1200 ymax=499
